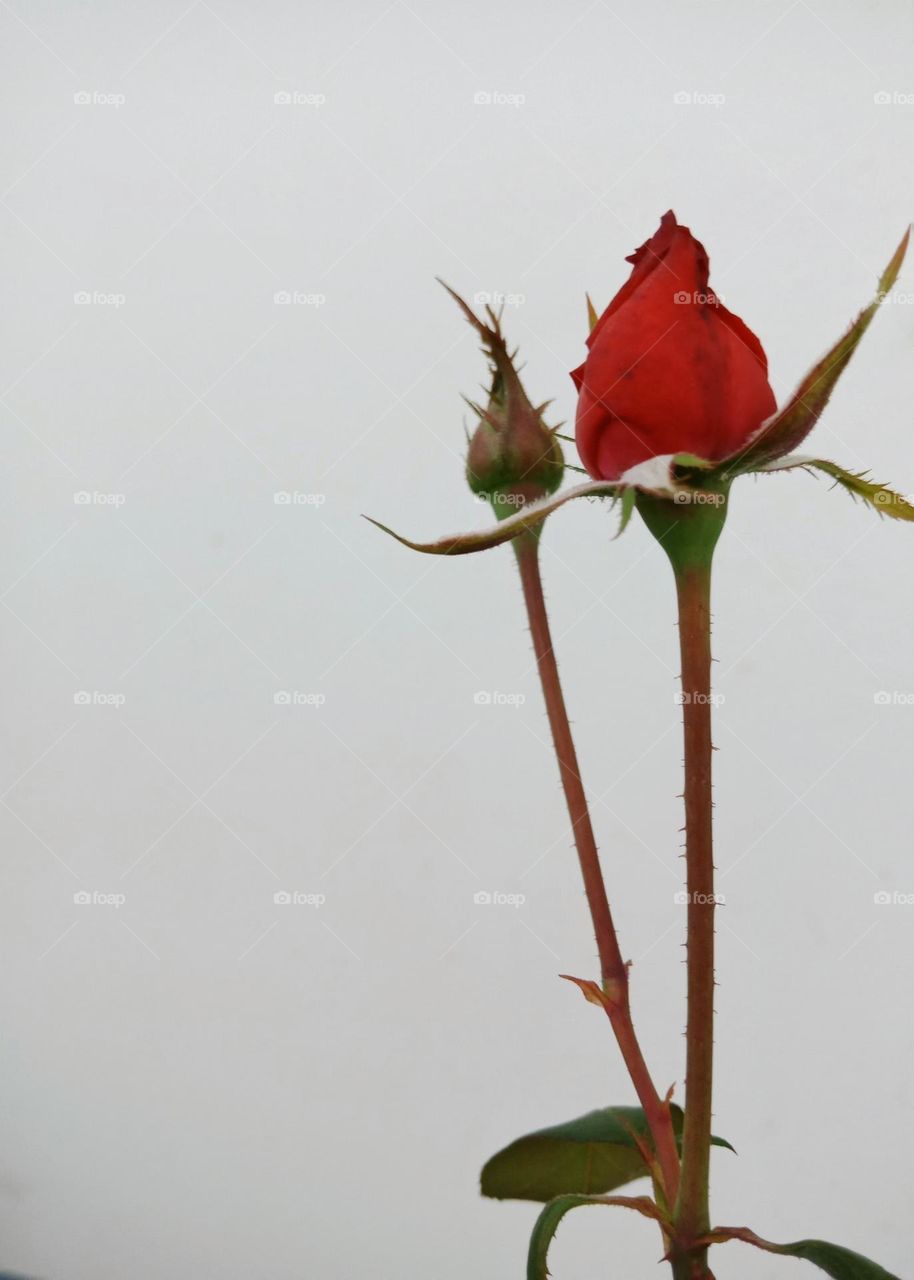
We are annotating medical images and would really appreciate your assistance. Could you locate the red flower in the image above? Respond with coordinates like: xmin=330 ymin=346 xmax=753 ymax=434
xmin=572 ymin=211 xmax=777 ymax=480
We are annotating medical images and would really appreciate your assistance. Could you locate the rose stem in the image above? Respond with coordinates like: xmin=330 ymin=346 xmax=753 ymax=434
xmin=513 ymin=529 xmax=680 ymax=1206
xmin=670 ymin=557 xmax=716 ymax=1280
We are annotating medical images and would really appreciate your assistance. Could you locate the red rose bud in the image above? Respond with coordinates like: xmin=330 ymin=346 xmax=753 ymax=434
xmin=442 ymin=285 xmax=563 ymax=519
xmin=572 ymin=211 xmax=777 ymax=480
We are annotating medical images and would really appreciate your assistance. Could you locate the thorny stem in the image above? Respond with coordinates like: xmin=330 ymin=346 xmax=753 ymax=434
xmin=669 ymin=559 xmax=716 ymax=1280
xmin=512 ymin=530 xmax=680 ymax=1207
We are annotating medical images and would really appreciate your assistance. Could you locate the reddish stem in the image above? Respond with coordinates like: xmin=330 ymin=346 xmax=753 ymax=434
xmin=513 ymin=531 xmax=680 ymax=1207
xmin=669 ymin=560 xmax=716 ymax=1280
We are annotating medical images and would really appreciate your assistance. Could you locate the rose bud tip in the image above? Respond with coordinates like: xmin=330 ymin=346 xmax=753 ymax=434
xmin=443 ymin=286 xmax=563 ymax=518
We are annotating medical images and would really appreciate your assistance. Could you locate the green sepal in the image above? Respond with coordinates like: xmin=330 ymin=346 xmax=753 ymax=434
xmin=614 ymin=486 xmax=637 ymax=538
xmin=586 ymin=293 xmax=600 ymax=333
xmin=526 ymin=1194 xmax=665 ymax=1280
xmin=480 ymin=1105 xmax=734 ymax=1202
xmin=636 ymin=481 xmax=731 ymax=574
xmin=720 ymin=227 xmax=910 ymax=472
xmin=365 ymin=480 xmax=618 ymax=556
xmin=754 ymin=455 xmax=914 ymax=521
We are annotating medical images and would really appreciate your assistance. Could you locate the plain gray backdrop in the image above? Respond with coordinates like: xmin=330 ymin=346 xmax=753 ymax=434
xmin=2 ymin=1 xmax=913 ymax=1276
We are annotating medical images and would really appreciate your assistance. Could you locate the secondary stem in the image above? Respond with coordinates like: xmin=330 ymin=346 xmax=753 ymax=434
xmin=513 ymin=530 xmax=680 ymax=1207
xmin=670 ymin=560 xmax=716 ymax=1280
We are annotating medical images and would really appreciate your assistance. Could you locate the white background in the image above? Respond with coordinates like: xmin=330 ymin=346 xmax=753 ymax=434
xmin=1 ymin=2 xmax=913 ymax=1277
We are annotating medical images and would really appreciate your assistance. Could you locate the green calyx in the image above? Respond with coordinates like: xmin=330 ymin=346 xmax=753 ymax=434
xmin=636 ymin=480 xmax=730 ymax=574
xmin=466 ymin=366 xmax=564 ymax=521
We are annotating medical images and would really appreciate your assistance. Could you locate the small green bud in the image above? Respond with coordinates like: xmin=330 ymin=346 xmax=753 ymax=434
xmin=441 ymin=283 xmax=564 ymax=521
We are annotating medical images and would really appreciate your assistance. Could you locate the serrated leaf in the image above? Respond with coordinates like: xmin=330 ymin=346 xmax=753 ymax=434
xmin=526 ymin=1194 xmax=664 ymax=1280
xmin=708 ymin=1227 xmax=902 ymax=1280
xmin=756 ymin=455 xmax=914 ymax=521
xmin=365 ymin=480 xmax=618 ymax=556
xmin=481 ymin=1106 xmax=734 ymax=1201
xmin=722 ymin=227 xmax=910 ymax=471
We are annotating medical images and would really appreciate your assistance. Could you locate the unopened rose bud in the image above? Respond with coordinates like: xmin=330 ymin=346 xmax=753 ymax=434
xmin=572 ymin=211 xmax=775 ymax=480
xmin=441 ymin=283 xmax=563 ymax=520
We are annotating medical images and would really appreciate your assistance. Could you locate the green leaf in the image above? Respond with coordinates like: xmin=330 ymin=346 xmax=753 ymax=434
xmin=481 ymin=1105 xmax=734 ymax=1201
xmin=722 ymin=227 xmax=910 ymax=472
xmin=708 ymin=1227 xmax=903 ymax=1280
xmin=756 ymin=456 xmax=914 ymax=521
xmin=785 ymin=1240 xmax=903 ymax=1280
xmin=526 ymin=1194 xmax=664 ymax=1280
xmin=365 ymin=480 xmax=618 ymax=556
